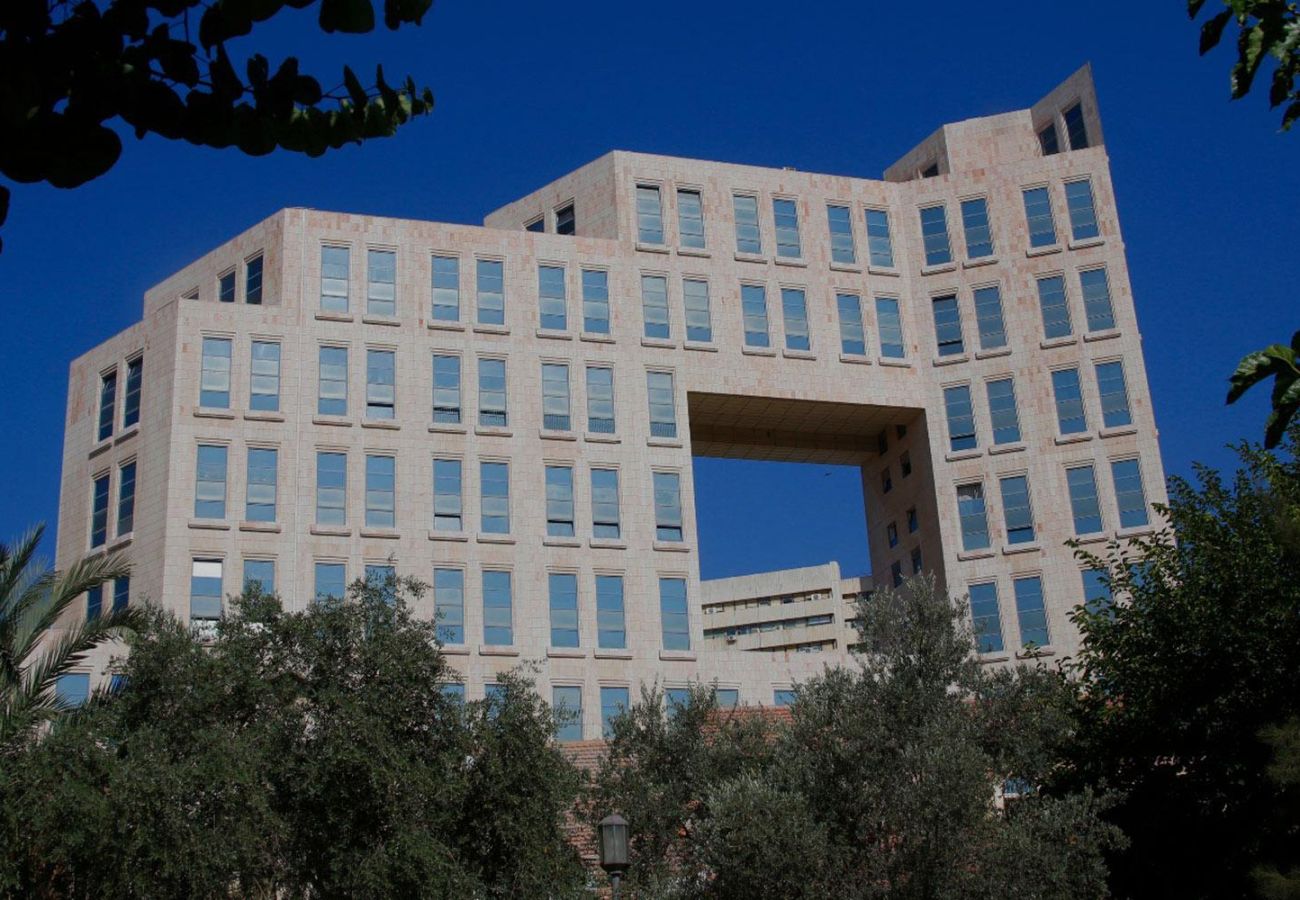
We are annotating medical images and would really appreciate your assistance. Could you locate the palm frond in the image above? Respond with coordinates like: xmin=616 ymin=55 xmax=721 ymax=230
xmin=15 ymin=550 xmax=131 ymax=664
xmin=15 ymin=605 xmax=143 ymax=720
xmin=0 ymin=525 xmax=44 ymax=619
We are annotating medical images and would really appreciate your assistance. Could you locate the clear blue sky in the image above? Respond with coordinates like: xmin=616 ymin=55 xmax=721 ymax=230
xmin=1 ymin=0 xmax=1294 ymax=582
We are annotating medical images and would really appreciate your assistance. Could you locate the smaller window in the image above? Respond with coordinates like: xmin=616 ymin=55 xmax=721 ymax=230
xmin=864 ymin=209 xmax=895 ymax=268
xmin=887 ymin=521 xmax=899 ymax=548
xmin=636 ymin=186 xmax=664 ymax=244
xmin=1038 ymin=122 xmax=1060 ymax=156
xmin=1052 ymin=368 xmax=1088 ymax=435
xmin=683 ymin=278 xmax=712 ymax=343
xmin=90 ymin=472 xmax=110 ymax=548
xmin=525 ymin=216 xmax=544 ymax=233
xmin=943 ymin=385 xmax=977 ymax=452
xmin=1096 ymin=361 xmax=1132 ymax=428
xmin=553 ymin=685 xmax=583 ymax=741
xmin=582 ymin=269 xmax=610 ymax=335
xmin=654 ymin=471 xmax=684 ymax=541
xmin=837 ymin=293 xmax=866 ymax=356
xmin=555 ymin=203 xmax=575 ymax=236
xmin=249 ymin=341 xmax=280 ymax=412
xmin=741 ymin=283 xmax=770 ymax=348
xmin=1022 ymin=187 xmax=1058 ymax=248
xmin=1013 ymin=576 xmax=1050 ymax=647
xmin=1111 ymin=458 xmax=1149 ymax=528
xmin=733 ymin=194 xmax=761 ymax=255
xmin=781 ymin=288 xmax=810 ymax=352
xmin=919 ymin=205 xmax=952 ymax=266
xmin=538 ymin=265 xmax=567 ymax=332
xmin=1063 ymin=102 xmax=1089 ymax=150
xmin=245 ymin=254 xmax=264 ymax=305
xmin=122 ymin=357 xmax=143 ymax=429
xmin=960 ymin=198 xmax=994 ymax=258
xmin=116 ymin=461 xmax=136 ymax=536
xmin=827 ymin=204 xmax=856 ymax=264
xmin=365 ymin=349 xmax=395 ymax=419
xmin=957 ymin=483 xmax=990 ymax=551
xmin=1000 ymin=475 xmax=1036 ymax=544
xmin=56 ymin=673 xmax=91 ymax=708
xmin=774 ymin=689 xmax=797 ymax=707
xmin=480 ymin=461 xmax=510 ymax=534
xmin=986 ymin=377 xmax=1021 ymax=445
xmin=432 ymin=458 xmax=463 ymax=532
xmin=932 ymin=295 xmax=964 ymax=357
xmin=641 ymin=274 xmax=671 ymax=340
xmin=545 ymin=466 xmax=575 ymax=537
xmin=969 ymin=582 xmax=1004 ymax=652
xmin=586 ymin=366 xmax=615 ymax=434
xmin=1065 ymin=179 xmax=1100 ymax=241
xmin=677 ymin=189 xmax=706 ymax=249
xmin=431 ymin=255 xmax=460 ymax=322
xmin=592 ymin=468 xmax=621 ymax=539
xmin=366 ymin=249 xmax=397 ymax=317
xmin=876 ymin=297 xmax=905 ymax=358
xmin=218 ymin=270 xmax=236 ymax=303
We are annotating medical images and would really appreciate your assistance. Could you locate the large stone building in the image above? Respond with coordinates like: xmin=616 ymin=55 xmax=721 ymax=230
xmin=54 ymin=65 xmax=1164 ymax=737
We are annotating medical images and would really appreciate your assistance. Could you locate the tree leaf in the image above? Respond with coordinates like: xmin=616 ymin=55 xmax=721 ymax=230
xmin=319 ymin=0 xmax=375 ymax=34
xmin=1201 ymin=10 xmax=1233 ymax=54
xmin=1188 ymin=0 xmax=1209 ymax=18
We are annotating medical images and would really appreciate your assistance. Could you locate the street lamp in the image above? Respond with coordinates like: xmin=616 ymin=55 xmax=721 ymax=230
xmin=597 ymin=813 xmax=629 ymax=897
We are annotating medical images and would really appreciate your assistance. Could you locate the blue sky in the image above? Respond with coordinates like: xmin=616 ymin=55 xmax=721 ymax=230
xmin=0 ymin=0 xmax=1294 ymax=581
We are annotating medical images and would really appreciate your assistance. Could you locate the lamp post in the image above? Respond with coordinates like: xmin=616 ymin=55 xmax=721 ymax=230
xmin=597 ymin=813 xmax=629 ymax=898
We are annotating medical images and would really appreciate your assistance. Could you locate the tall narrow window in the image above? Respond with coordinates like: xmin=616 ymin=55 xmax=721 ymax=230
xmin=1066 ymin=465 xmax=1103 ymax=534
xmin=480 ymin=461 xmax=510 ymax=534
xmin=741 ymin=283 xmax=770 ymax=347
xmin=957 ymin=483 xmax=990 ymax=551
xmin=636 ymin=185 xmax=664 ymax=244
xmin=191 ymin=559 xmax=223 ymax=622
xmin=365 ymin=455 xmax=395 ymax=528
xmin=541 ymin=363 xmax=571 ymax=431
xmin=122 ymin=357 xmax=142 ymax=429
xmin=218 ymin=270 xmax=236 ymax=303
xmin=1036 ymin=275 xmax=1073 ymax=339
xmin=243 ymin=560 xmax=274 ymax=596
xmin=555 ymin=203 xmax=575 ymax=235
xmin=943 ymin=385 xmax=976 ymax=452
xmin=366 ymin=249 xmax=396 ymax=317
xmin=90 ymin=472 xmax=110 ymax=547
xmin=1022 ymin=187 xmax=1058 ymax=248
xmin=476 ymin=259 xmax=505 ymax=325
xmin=582 ymin=269 xmax=610 ymax=335
xmin=245 ymin=447 xmax=278 ymax=522
xmin=837 ymin=293 xmax=866 ymax=355
xmin=973 ymin=285 xmax=1007 ymax=350
xmin=647 ymin=371 xmax=677 ymax=439
xmin=969 ymin=582 xmax=1004 ymax=652
xmin=683 ymin=278 xmax=712 ymax=343
xmin=315 ymin=562 xmax=345 ymax=603
xmin=654 ymin=471 xmax=683 ymax=541
xmin=1079 ymin=267 xmax=1116 ymax=332
xmin=601 ymin=686 xmax=629 ymax=738
xmin=960 ymin=197 xmax=994 ymax=258
xmin=1052 ymin=368 xmax=1088 ymax=434
xmin=98 ymin=370 xmax=117 ymax=441
xmin=876 ymin=297 xmax=905 ymax=358
xmin=366 ymin=564 xmax=397 ymax=602
xmin=864 ymin=209 xmax=895 ymax=268
xmin=483 ymin=570 xmax=513 ymax=645
xmin=245 ymin=254 xmax=263 ymax=304
xmin=641 ymin=274 xmax=670 ymax=340
xmin=545 ymin=465 xmax=575 ymax=537
xmin=1096 ymin=361 xmax=1132 ymax=428
xmin=1013 ymin=575 xmax=1050 ymax=646
xmin=1111 ymin=459 xmax=1149 ymax=528
xmin=553 ymin=685 xmax=582 ymax=741
xmin=365 ymin=349 xmax=395 ymax=419
xmin=478 ymin=358 xmax=507 ymax=427
xmin=733 ymin=194 xmax=761 ymax=255
xmin=932 ymin=294 xmax=964 ymax=357
xmin=549 ymin=572 xmax=579 ymax=647
xmin=1065 ymin=179 xmax=1099 ymax=241
xmin=986 ymin=377 xmax=1022 ymax=445
xmin=318 ymin=346 xmax=348 ymax=416
xmin=827 ymin=204 xmax=856 ymax=264
xmin=919 ymin=205 xmax=952 ymax=266
xmin=116 ymin=461 xmax=136 ymax=536
xmin=316 ymin=451 xmax=346 ymax=525
xmin=592 ymin=468 xmax=620 ymax=539
xmin=321 ymin=245 xmax=349 ymax=312
xmin=772 ymin=198 xmax=801 ymax=258
xmin=1038 ymin=122 xmax=1060 ymax=155
xmin=1063 ymin=102 xmax=1089 ymax=149
xmin=586 ymin=366 xmax=615 ymax=434
xmin=433 ymin=568 xmax=464 ymax=643
xmin=1000 ymin=474 xmax=1036 ymax=544
xmin=538 ymin=265 xmax=567 ymax=331
xmin=781 ymin=288 xmax=810 ymax=351
xmin=432 ymin=354 xmax=461 ymax=424
xmin=659 ymin=577 xmax=690 ymax=650
xmin=200 ymin=337 xmax=232 ymax=409
xmin=432 ymin=458 xmax=462 ymax=532
xmin=1082 ymin=569 xmax=1112 ymax=615
xmin=431 ymin=255 xmax=460 ymax=321
xmin=677 ymin=188 xmax=705 ymax=248
xmin=597 ymin=575 xmax=626 ymax=649
xmin=249 ymin=341 xmax=280 ymax=412
xmin=195 ymin=445 xmax=227 ymax=519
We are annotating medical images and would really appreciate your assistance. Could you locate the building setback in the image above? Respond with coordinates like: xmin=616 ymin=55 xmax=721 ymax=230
xmin=55 ymin=65 xmax=1164 ymax=737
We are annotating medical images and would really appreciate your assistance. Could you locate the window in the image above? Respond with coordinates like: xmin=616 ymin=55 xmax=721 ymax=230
xmin=432 ymin=459 xmax=462 ymax=532
xmin=660 ymin=577 xmax=690 ymax=650
xmin=641 ymin=274 xmax=670 ymax=340
xmin=431 ymin=255 xmax=460 ymax=321
xmin=911 ymin=547 xmax=923 ymax=574
xmin=249 ymin=341 xmax=280 ymax=412
xmin=586 ymin=366 xmax=615 ymax=434
xmin=891 ymin=561 xmax=903 ymax=587
xmin=1013 ymin=576 xmax=1050 ymax=646
xmin=986 ymin=377 xmax=1022 ymax=445
xmin=781 ymin=288 xmax=810 ymax=351
xmin=677 ymin=188 xmax=705 ymax=248
xmin=549 ymin=572 xmax=579 ymax=647
xmin=1036 ymin=275 xmax=1073 ymax=339
xmin=553 ymin=685 xmax=582 ymax=741
xmin=440 ymin=682 xmax=467 ymax=702
xmin=683 ymin=278 xmax=712 ymax=343
xmin=555 ymin=203 xmax=575 ymax=236
xmin=592 ymin=468 xmax=621 ymax=539
xmin=957 ymin=483 xmax=990 ymax=551
xmin=973 ymin=285 xmax=1007 ymax=350
xmin=876 ymin=297 xmax=905 ymax=358
xmin=1000 ymin=475 xmax=1036 ymax=544
xmin=245 ymin=254 xmax=263 ymax=304
xmin=97 ymin=370 xmax=116 ymax=441
xmin=432 ymin=354 xmax=461 ymax=424
xmin=581 ymin=269 xmax=610 ymax=334
xmin=865 ymin=209 xmax=895 ymax=268
xmin=882 ymin=466 xmax=893 ymax=495
xmin=932 ymin=294 xmax=964 ymax=357
xmin=545 ymin=465 xmax=575 ymax=537
xmin=1079 ymin=267 xmax=1116 ymax=332
xmin=907 ymin=506 xmax=919 ymax=533
xmin=644 ymin=371 xmax=677 ymax=438
xmin=654 ymin=471 xmax=683 ymax=541
xmin=1081 ymin=569 xmax=1112 ymax=615
xmin=960 ymin=197 xmax=994 ymax=258
xmin=541 ymin=363 xmax=571 ymax=431
xmin=480 ymin=461 xmax=510 ymax=533
xmin=55 ymin=673 xmax=90 ymax=708
xmin=218 ymin=270 xmax=236 ymax=303
xmin=1022 ymin=187 xmax=1057 ymax=248
xmin=433 ymin=568 xmax=464 ymax=643
xmin=200 ymin=337 xmax=232 ymax=408
xmin=597 ymin=574 xmax=626 ymax=648
xmin=827 ymin=204 xmax=856 ymax=264
xmin=316 ymin=452 xmax=346 ymax=525
xmin=478 ymin=358 xmax=507 ymax=427
xmin=666 ymin=687 xmax=691 ymax=714
xmin=116 ymin=461 xmax=136 ymax=536
xmin=1067 ymin=465 xmax=1103 ymax=534
xmin=636 ymin=185 xmax=664 ymax=244
xmin=538 ymin=265 xmax=567 ymax=331
xmin=243 ymin=559 xmax=274 ymax=596
xmin=364 ymin=455 xmax=395 ymax=528
xmin=195 ymin=445 xmax=227 ymax=519
xmin=191 ymin=559 xmax=223 ymax=621
xmin=943 ymin=385 xmax=976 ymax=452
xmin=1111 ymin=459 xmax=1149 ymax=528
xmin=366 ymin=249 xmax=396 ymax=316
xmin=476 ymin=259 xmax=505 ymax=325
xmin=1063 ymin=102 xmax=1089 ymax=149
xmin=601 ymin=686 xmax=629 ymax=738
xmin=365 ymin=349 xmax=395 ymax=419
xmin=245 ymin=447 xmax=277 ymax=522
xmin=901 ymin=451 xmax=912 ymax=477
xmin=969 ymin=582 xmax=1004 ymax=653
xmin=318 ymin=346 xmax=348 ymax=416
xmin=108 ymin=576 xmax=127 ymax=613
xmin=741 ymin=283 xmax=770 ymax=348
xmin=1038 ymin=122 xmax=1060 ymax=156
xmin=315 ymin=561 xmax=345 ymax=603
xmin=321 ymin=245 xmax=349 ymax=311
xmin=774 ymin=689 xmax=797 ymax=707
xmin=90 ymin=472 xmax=110 ymax=547
xmin=483 ymin=570 xmax=513 ymax=645
xmin=1096 ymin=361 xmax=1132 ymax=428
xmin=122 ymin=357 xmax=142 ymax=429
xmin=887 ymin=521 xmax=899 ymax=548
xmin=919 ymin=205 xmax=952 ymax=266
xmin=525 ymin=217 xmax=545 ymax=235
xmin=1065 ymin=179 xmax=1099 ymax=241
xmin=733 ymin=194 xmax=761 ymax=254
xmin=773 ymin=198 xmax=801 ymax=258
xmin=1052 ymin=368 xmax=1088 ymax=435
xmin=365 ymin=564 xmax=396 ymax=603
xmin=837 ymin=293 xmax=866 ymax=355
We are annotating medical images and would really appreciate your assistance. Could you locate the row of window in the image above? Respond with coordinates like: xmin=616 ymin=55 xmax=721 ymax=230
xmin=968 ymin=564 xmax=1106 ymax=656
xmin=190 ymin=252 xmax=265 ymax=306
xmin=89 ymin=460 xmax=136 ymax=548
xmin=95 ymin=356 xmax=143 ymax=443
xmin=703 ymin=611 xmax=837 ymax=640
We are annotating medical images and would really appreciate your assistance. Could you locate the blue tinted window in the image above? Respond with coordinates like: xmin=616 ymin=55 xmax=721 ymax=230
xmin=957 ymin=484 xmax=990 ymax=551
xmin=480 ymin=461 xmax=510 ymax=534
xmin=245 ymin=447 xmax=278 ymax=522
xmin=194 ymin=445 xmax=227 ymax=519
xmin=1079 ymin=268 xmax=1115 ymax=332
xmin=932 ymin=295 xmax=964 ymax=356
xmin=112 ymin=577 xmax=129 ymax=613
xmin=432 ymin=354 xmax=461 ymax=424
xmin=364 ymin=454 xmax=395 ymax=528
xmin=1013 ymin=576 xmax=1050 ymax=647
xmin=733 ymin=195 xmax=761 ymax=254
xmin=483 ymin=570 xmax=513 ymax=645
xmin=969 ymin=582 xmax=1004 ymax=653
xmin=90 ymin=472 xmax=110 ymax=547
xmin=864 ymin=209 xmax=895 ymax=268
xmin=1063 ymin=103 xmax=1089 ymax=149
xmin=318 ymin=346 xmax=348 ymax=416
xmin=98 ymin=370 xmax=116 ymax=441
xmin=478 ymin=358 xmax=507 ymax=427
xmin=1067 ymin=465 xmax=1103 ymax=535
xmin=943 ymin=385 xmax=976 ymax=452
xmin=122 ymin=357 xmax=142 ymax=429
xmin=1052 ymin=368 xmax=1088 ymax=434
xmin=545 ymin=466 xmax=575 ymax=537
xmin=200 ymin=337 xmax=231 ymax=408
xmin=683 ymin=278 xmax=712 ymax=342
xmin=596 ymin=574 xmax=626 ymax=649
xmin=773 ymin=198 xmax=801 ymax=258
xmin=586 ymin=366 xmax=615 ymax=434
xmin=314 ymin=562 xmax=345 ymax=603
xmin=476 ymin=259 xmax=505 ymax=325
xmin=659 ymin=577 xmax=690 ymax=650
xmin=56 ymin=673 xmax=90 ymax=708
xmin=433 ymin=458 xmax=462 ymax=532
xmin=1000 ymin=475 xmax=1036 ymax=545
xmin=837 ymin=293 xmax=866 ymax=355
xmin=243 ymin=559 xmax=275 ymax=595
xmin=1066 ymin=179 xmax=1099 ymax=241
xmin=960 ymin=197 xmax=994 ymax=258
xmin=715 ymin=688 xmax=739 ymax=709
xmin=678 ymin=189 xmax=705 ymax=249
xmin=365 ymin=349 xmax=395 ymax=419
xmin=774 ymin=689 xmax=798 ymax=707
xmin=591 ymin=469 xmax=620 ymax=540
xmin=781 ymin=288 xmax=810 ymax=351
xmin=601 ymin=686 xmax=629 ymax=738
xmin=320 ymin=245 xmax=349 ymax=311
xmin=191 ymin=559 xmax=223 ymax=620
xmin=1022 ymin=187 xmax=1057 ymax=248
xmin=876 ymin=297 xmax=905 ymax=358
xmin=1081 ymin=569 xmax=1112 ymax=615
xmin=653 ymin=472 xmax=683 ymax=542
xmin=434 ymin=567 xmax=465 ymax=644
xmin=647 ymin=371 xmax=676 ymax=439
xmin=553 ymin=685 xmax=583 ymax=742
xmin=973 ymin=285 xmax=1007 ymax=350
xmin=827 ymin=204 xmax=855 ymax=264
xmin=1096 ymin=361 xmax=1132 ymax=428
xmin=245 ymin=254 xmax=263 ymax=305
xmin=1111 ymin=459 xmax=1149 ymax=528
xmin=636 ymin=186 xmax=664 ymax=244
xmin=582 ymin=269 xmax=610 ymax=334
xmin=538 ymin=265 xmax=567 ymax=331
xmin=431 ymin=255 xmax=460 ymax=321
xmin=741 ymin=283 xmax=769 ymax=347
xmin=542 ymin=363 xmax=571 ymax=432
xmin=366 ymin=249 xmax=396 ymax=317
xmin=249 ymin=341 xmax=280 ymax=412
xmin=316 ymin=451 xmax=346 ymax=525
xmin=86 ymin=585 xmax=103 ymax=621
xmin=1036 ymin=275 xmax=1072 ymax=339
xmin=986 ymin=378 xmax=1021 ymax=445
xmin=919 ymin=205 xmax=951 ymax=266
xmin=641 ymin=274 xmax=670 ymax=340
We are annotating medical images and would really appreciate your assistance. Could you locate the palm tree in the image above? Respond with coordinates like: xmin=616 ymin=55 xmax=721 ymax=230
xmin=0 ymin=524 xmax=141 ymax=745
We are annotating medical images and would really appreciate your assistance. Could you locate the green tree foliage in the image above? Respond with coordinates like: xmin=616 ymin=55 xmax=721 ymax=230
xmin=1228 ymin=331 xmax=1300 ymax=448
xmin=0 ymin=0 xmax=437 ymax=250
xmin=1189 ymin=0 xmax=1300 ymax=131
xmin=0 ymin=576 xmax=587 ymax=898
xmin=1254 ymin=718 xmax=1300 ymax=899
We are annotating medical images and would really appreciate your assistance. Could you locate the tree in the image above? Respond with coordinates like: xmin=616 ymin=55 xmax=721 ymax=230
xmin=0 ymin=523 xmax=137 ymax=748
xmin=1189 ymin=0 xmax=1300 ymax=131
xmin=1228 ymin=332 xmax=1300 ymax=448
xmin=0 ymin=0 xmax=437 ymax=251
